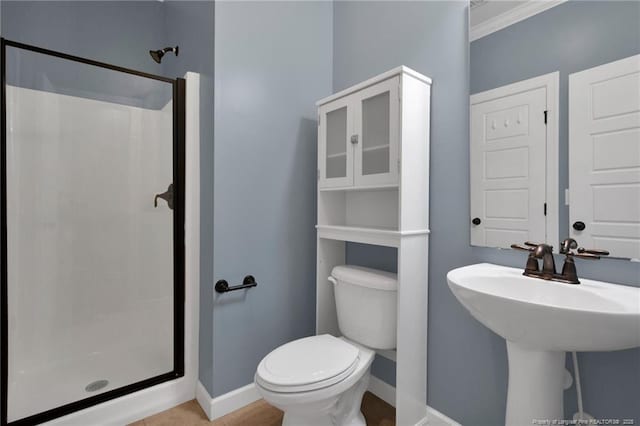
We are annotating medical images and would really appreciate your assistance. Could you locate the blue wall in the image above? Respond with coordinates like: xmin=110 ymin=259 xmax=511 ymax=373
xmin=333 ymin=1 xmax=480 ymax=423
xmin=1 ymin=1 xmax=165 ymax=75
xmin=210 ymin=1 xmax=333 ymax=397
xmin=1 ymin=1 xmax=168 ymax=108
xmin=471 ymin=1 xmax=640 ymax=421
xmin=336 ymin=1 xmax=639 ymax=424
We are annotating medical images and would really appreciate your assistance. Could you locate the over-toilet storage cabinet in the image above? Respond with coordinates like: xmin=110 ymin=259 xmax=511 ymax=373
xmin=318 ymin=76 xmax=400 ymax=189
xmin=315 ymin=66 xmax=431 ymax=426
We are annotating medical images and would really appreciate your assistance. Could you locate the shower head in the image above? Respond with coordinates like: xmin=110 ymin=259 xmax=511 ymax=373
xmin=149 ymin=46 xmax=179 ymax=64
xmin=149 ymin=49 xmax=163 ymax=64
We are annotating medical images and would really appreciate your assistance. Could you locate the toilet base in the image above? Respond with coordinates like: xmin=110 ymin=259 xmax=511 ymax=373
xmin=284 ymin=410 xmax=366 ymax=426
xmin=280 ymin=374 xmax=369 ymax=426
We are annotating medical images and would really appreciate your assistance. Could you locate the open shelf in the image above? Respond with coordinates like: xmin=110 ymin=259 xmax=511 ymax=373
xmin=377 ymin=349 xmax=397 ymax=362
xmin=318 ymin=184 xmax=399 ymax=192
xmin=326 ymin=152 xmax=347 ymax=159
xmin=362 ymin=144 xmax=390 ymax=153
xmin=316 ymin=225 xmax=429 ymax=247
xmin=317 ymin=225 xmax=400 ymax=247
xmin=318 ymin=188 xmax=399 ymax=230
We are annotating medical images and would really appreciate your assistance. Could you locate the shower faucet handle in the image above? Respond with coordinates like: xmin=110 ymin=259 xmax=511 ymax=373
xmin=154 ymin=183 xmax=174 ymax=210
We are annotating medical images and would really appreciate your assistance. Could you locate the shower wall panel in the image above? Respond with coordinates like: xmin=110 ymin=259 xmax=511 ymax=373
xmin=5 ymin=85 xmax=174 ymax=422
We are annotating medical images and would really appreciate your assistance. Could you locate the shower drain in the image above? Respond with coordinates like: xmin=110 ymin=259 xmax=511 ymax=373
xmin=85 ymin=379 xmax=109 ymax=392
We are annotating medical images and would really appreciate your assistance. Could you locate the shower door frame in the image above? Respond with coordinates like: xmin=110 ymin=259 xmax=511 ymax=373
xmin=0 ymin=38 xmax=186 ymax=426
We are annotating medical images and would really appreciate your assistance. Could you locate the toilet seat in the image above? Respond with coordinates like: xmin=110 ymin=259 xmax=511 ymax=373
xmin=256 ymin=335 xmax=360 ymax=393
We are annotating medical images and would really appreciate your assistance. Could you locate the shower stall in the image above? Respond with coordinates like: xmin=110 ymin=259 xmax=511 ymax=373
xmin=1 ymin=39 xmax=190 ymax=425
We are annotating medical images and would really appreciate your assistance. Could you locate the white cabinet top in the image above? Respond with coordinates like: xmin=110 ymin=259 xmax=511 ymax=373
xmin=316 ymin=65 xmax=432 ymax=107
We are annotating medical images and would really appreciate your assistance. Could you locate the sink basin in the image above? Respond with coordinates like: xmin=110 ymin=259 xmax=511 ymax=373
xmin=447 ymin=263 xmax=640 ymax=352
xmin=447 ymin=263 xmax=640 ymax=425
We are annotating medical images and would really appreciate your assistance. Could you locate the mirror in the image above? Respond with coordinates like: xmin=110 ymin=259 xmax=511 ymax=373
xmin=469 ymin=0 xmax=640 ymax=259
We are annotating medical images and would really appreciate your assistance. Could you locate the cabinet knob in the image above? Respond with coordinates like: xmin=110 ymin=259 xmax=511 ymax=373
xmin=472 ymin=217 xmax=481 ymax=226
xmin=573 ymin=221 xmax=586 ymax=231
xmin=350 ymin=135 xmax=359 ymax=144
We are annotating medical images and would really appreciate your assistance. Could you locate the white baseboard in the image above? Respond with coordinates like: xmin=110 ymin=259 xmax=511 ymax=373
xmin=196 ymin=381 xmax=261 ymax=421
xmin=197 ymin=377 xmax=461 ymax=426
xmin=367 ymin=376 xmax=461 ymax=426
xmin=367 ymin=375 xmax=397 ymax=407
xmin=427 ymin=406 xmax=463 ymax=426
xmin=195 ymin=381 xmax=214 ymax=420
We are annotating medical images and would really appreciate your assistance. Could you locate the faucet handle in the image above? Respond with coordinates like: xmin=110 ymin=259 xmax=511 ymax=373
xmin=560 ymin=238 xmax=578 ymax=254
xmin=511 ymin=241 xmax=546 ymax=250
xmin=511 ymin=243 xmax=535 ymax=252
xmin=577 ymin=247 xmax=610 ymax=256
xmin=511 ymin=243 xmax=540 ymax=273
xmin=574 ymin=252 xmax=601 ymax=260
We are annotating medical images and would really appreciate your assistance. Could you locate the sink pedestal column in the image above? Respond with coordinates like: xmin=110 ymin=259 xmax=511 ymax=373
xmin=506 ymin=341 xmax=565 ymax=425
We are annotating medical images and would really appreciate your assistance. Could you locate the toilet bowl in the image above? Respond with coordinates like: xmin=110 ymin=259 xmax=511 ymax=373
xmin=254 ymin=265 xmax=397 ymax=426
xmin=255 ymin=335 xmax=374 ymax=426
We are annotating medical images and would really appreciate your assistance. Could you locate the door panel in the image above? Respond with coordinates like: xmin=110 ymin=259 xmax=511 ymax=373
xmin=2 ymin=40 xmax=184 ymax=425
xmin=362 ymin=91 xmax=390 ymax=175
xmin=318 ymin=97 xmax=353 ymax=189
xmin=569 ymin=54 xmax=640 ymax=259
xmin=326 ymin=107 xmax=349 ymax=178
xmin=470 ymin=86 xmax=547 ymax=248
xmin=354 ymin=77 xmax=399 ymax=187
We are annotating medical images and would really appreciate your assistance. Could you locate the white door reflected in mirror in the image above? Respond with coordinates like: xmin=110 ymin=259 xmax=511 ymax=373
xmin=569 ymin=54 xmax=640 ymax=260
xmin=470 ymin=73 xmax=559 ymax=249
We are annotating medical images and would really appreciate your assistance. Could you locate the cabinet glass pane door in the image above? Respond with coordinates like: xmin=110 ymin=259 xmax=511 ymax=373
xmin=326 ymin=106 xmax=348 ymax=179
xmin=362 ymin=92 xmax=390 ymax=175
xmin=354 ymin=77 xmax=398 ymax=187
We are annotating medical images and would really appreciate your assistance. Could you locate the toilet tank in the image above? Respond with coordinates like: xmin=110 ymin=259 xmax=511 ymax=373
xmin=330 ymin=265 xmax=397 ymax=350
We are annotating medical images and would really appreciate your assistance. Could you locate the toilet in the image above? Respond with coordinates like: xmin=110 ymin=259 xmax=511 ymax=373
xmin=254 ymin=265 xmax=397 ymax=426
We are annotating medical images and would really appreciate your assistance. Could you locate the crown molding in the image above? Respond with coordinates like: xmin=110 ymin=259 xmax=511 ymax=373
xmin=470 ymin=0 xmax=568 ymax=42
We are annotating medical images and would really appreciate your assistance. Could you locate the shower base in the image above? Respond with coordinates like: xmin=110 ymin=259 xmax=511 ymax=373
xmin=7 ymin=343 xmax=172 ymax=422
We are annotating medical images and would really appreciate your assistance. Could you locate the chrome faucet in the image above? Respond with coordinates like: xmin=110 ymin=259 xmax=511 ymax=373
xmin=511 ymin=239 xmax=609 ymax=284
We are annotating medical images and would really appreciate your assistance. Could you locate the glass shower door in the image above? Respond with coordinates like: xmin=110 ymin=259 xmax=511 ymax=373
xmin=1 ymin=40 xmax=185 ymax=425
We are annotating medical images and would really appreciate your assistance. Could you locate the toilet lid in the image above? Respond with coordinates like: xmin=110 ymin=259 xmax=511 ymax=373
xmin=256 ymin=335 xmax=359 ymax=393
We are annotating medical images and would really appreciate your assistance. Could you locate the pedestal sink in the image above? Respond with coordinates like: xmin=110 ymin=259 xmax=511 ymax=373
xmin=447 ymin=263 xmax=640 ymax=425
